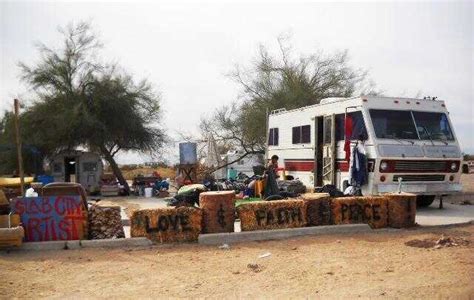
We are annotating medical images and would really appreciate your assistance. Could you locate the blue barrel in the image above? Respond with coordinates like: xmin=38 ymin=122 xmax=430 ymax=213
xmin=179 ymin=142 xmax=197 ymax=165
xmin=37 ymin=175 xmax=54 ymax=185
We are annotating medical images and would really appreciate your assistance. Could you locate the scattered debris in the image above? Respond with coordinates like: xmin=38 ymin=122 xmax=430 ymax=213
xmin=405 ymin=235 xmax=469 ymax=249
xmin=291 ymin=247 xmax=298 ymax=250
xmin=218 ymin=244 xmax=230 ymax=250
xmin=247 ymin=263 xmax=263 ymax=273
xmin=433 ymin=236 xmax=468 ymax=248
xmin=326 ymin=271 xmax=334 ymax=275
xmin=258 ymin=252 xmax=272 ymax=258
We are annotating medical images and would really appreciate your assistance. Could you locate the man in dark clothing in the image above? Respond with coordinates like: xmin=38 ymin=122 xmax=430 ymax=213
xmin=264 ymin=155 xmax=280 ymax=199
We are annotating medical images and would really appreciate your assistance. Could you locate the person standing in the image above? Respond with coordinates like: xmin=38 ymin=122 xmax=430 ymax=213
xmin=264 ymin=155 xmax=280 ymax=199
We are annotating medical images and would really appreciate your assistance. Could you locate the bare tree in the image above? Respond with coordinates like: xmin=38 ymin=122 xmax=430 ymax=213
xmin=201 ymin=36 xmax=379 ymax=167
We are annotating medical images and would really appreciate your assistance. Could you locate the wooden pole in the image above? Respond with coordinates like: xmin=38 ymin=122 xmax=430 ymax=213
xmin=13 ymin=99 xmax=25 ymax=197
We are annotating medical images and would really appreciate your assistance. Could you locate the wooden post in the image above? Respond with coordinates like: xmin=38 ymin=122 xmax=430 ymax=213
xmin=13 ymin=99 xmax=25 ymax=197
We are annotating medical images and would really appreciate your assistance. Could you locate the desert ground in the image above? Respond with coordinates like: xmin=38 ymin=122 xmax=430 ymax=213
xmin=1 ymin=224 xmax=473 ymax=299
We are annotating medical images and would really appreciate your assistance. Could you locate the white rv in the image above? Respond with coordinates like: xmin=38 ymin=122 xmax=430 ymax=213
xmin=267 ymin=96 xmax=463 ymax=206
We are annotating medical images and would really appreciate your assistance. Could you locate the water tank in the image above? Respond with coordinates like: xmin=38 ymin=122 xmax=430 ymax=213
xmin=179 ymin=142 xmax=197 ymax=165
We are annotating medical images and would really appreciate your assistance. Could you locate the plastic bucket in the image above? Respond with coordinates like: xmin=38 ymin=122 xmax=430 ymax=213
xmin=144 ymin=187 xmax=153 ymax=198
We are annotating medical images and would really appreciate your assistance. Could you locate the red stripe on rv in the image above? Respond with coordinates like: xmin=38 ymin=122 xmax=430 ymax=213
xmin=284 ymin=160 xmax=314 ymax=172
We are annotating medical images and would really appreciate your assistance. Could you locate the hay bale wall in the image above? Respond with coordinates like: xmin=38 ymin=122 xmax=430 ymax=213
xmin=386 ymin=193 xmax=416 ymax=228
xmin=331 ymin=196 xmax=388 ymax=229
xmin=131 ymin=207 xmax=202 ymax=243
xmin=300 ymin=193 xmax=332 ymax=226
xmin=199 ymin=191 xmax=235 ymax=233
xmin=237 ymin=199 xmax=307 ymax=231
xmin=88 ymin=205 xmax=125 ymax=239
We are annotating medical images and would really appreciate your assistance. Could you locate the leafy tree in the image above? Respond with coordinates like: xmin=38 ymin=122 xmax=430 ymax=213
xmin=12 ymin=21 xmax=165 ymax=191
xmin=201 ymin=36 xmax=378 ymax=167
xmin=0 ymin=111 xmax=44 ymax=175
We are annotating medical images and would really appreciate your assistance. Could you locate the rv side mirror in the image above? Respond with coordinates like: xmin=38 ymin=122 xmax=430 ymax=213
xmin=462 ymin=163 xmax=469 ymax=174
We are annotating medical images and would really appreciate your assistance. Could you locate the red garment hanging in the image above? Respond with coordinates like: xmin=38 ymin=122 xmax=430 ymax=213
xmin=344 ymin=114 xmax=353 ymax=161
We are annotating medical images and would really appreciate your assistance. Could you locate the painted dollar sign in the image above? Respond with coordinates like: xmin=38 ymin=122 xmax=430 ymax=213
xmin=217 ymin=204 xmax=226 ymax=228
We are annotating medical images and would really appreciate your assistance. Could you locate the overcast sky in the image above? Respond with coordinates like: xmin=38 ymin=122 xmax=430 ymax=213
xmin=1 ymin=0 xmax=473 ymax=163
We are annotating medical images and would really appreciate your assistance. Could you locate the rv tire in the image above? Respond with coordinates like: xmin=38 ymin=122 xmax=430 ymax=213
xmin=416 ymin=195 xmax=435 ymax=207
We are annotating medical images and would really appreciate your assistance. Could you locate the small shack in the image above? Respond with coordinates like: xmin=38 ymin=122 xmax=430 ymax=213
xmin=50 ymin=150 xmax=103 ymax=193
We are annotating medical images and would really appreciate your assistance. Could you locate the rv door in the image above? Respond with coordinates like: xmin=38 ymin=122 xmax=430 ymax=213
xmin=322 ymin=114 xmax=336 ymax=185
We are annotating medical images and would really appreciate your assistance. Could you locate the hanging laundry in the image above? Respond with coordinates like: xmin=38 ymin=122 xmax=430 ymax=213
xmin=349 ymin=142 xmax=368 ymax=187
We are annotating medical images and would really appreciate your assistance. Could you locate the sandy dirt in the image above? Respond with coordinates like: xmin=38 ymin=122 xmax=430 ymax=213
xmin=1 ymin=225 xmax=473 ymax=299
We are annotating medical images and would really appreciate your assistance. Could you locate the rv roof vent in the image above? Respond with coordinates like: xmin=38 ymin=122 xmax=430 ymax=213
xmin=271 ymin=108 xmax=287 ymax=114
xmin=319 ymin=97 xmax=347 ymax=105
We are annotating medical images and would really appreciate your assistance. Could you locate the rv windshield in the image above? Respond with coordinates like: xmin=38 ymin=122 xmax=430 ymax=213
xmin=369 ymin=110 xmax=418 ymax=139
xmin=369 ymin=110 xmax=454 ymax=141
xmin=412 ymin=111 xmax=454 ymax=141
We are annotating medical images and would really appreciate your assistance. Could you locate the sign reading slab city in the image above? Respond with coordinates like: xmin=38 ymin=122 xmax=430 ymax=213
xmin=12 ymin=196 xmax=87 ymax=242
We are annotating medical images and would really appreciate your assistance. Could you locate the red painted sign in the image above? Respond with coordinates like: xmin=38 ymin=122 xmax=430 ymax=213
xmin=12 ymin=196 xmax=87 ymax=242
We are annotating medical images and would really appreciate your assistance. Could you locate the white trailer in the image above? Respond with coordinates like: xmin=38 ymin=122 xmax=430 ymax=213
xmin=267 ymin=96 xmax=463 ymax=206
xmin=50 ymin=150 xmax=103 ymax=193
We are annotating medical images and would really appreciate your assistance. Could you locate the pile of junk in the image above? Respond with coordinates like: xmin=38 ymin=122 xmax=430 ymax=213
xmin=168 ymin=172 xmax=307 ymax=207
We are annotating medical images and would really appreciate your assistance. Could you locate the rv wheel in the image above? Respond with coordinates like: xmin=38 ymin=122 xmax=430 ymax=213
xmin=416 ymin=195 xmax=435 ymax=207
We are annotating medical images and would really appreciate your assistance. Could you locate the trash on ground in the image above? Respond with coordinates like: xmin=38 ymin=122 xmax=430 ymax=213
xmin=405 ymin=235 xmax=470 ymax=249
xmin=247 ymin=263 xmax=263 ymax=273
xmin=218 ymin=243 xmax=230 ymax=250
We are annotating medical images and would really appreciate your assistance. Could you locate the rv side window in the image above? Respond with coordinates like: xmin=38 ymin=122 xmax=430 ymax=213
xmin=335 ymin=111 xmax=368 ymax=141
xmin=292 ymin=125 xmax=311 ymax=144
xmin=268 ymin=128 xmax=279 ymax=146
xmin=323 ymin=118 xmax=332 ymax=144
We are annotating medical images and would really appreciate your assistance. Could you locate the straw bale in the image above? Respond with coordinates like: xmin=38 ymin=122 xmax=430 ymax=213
xmin=331 ymin=196 xmax=388 ymax=229
xmin=0 ymin=190 xmax=8 ymax=205
xmin=237 ymin=199 xmax=307 ymax=231
xmin=199 ymin=191 xmax=235 ymax=233
xmin=301 ymin=193 xmax=332 ymax=226
xmin=0 ymin=226 xmax=24 ymax=248
xmin=0 ymin=214 xmax=20 ymax=228
xmin=131 ymin=207 xmax=202 ymax=243
xmin=386 ymin=193 xmax=417 ymax=228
